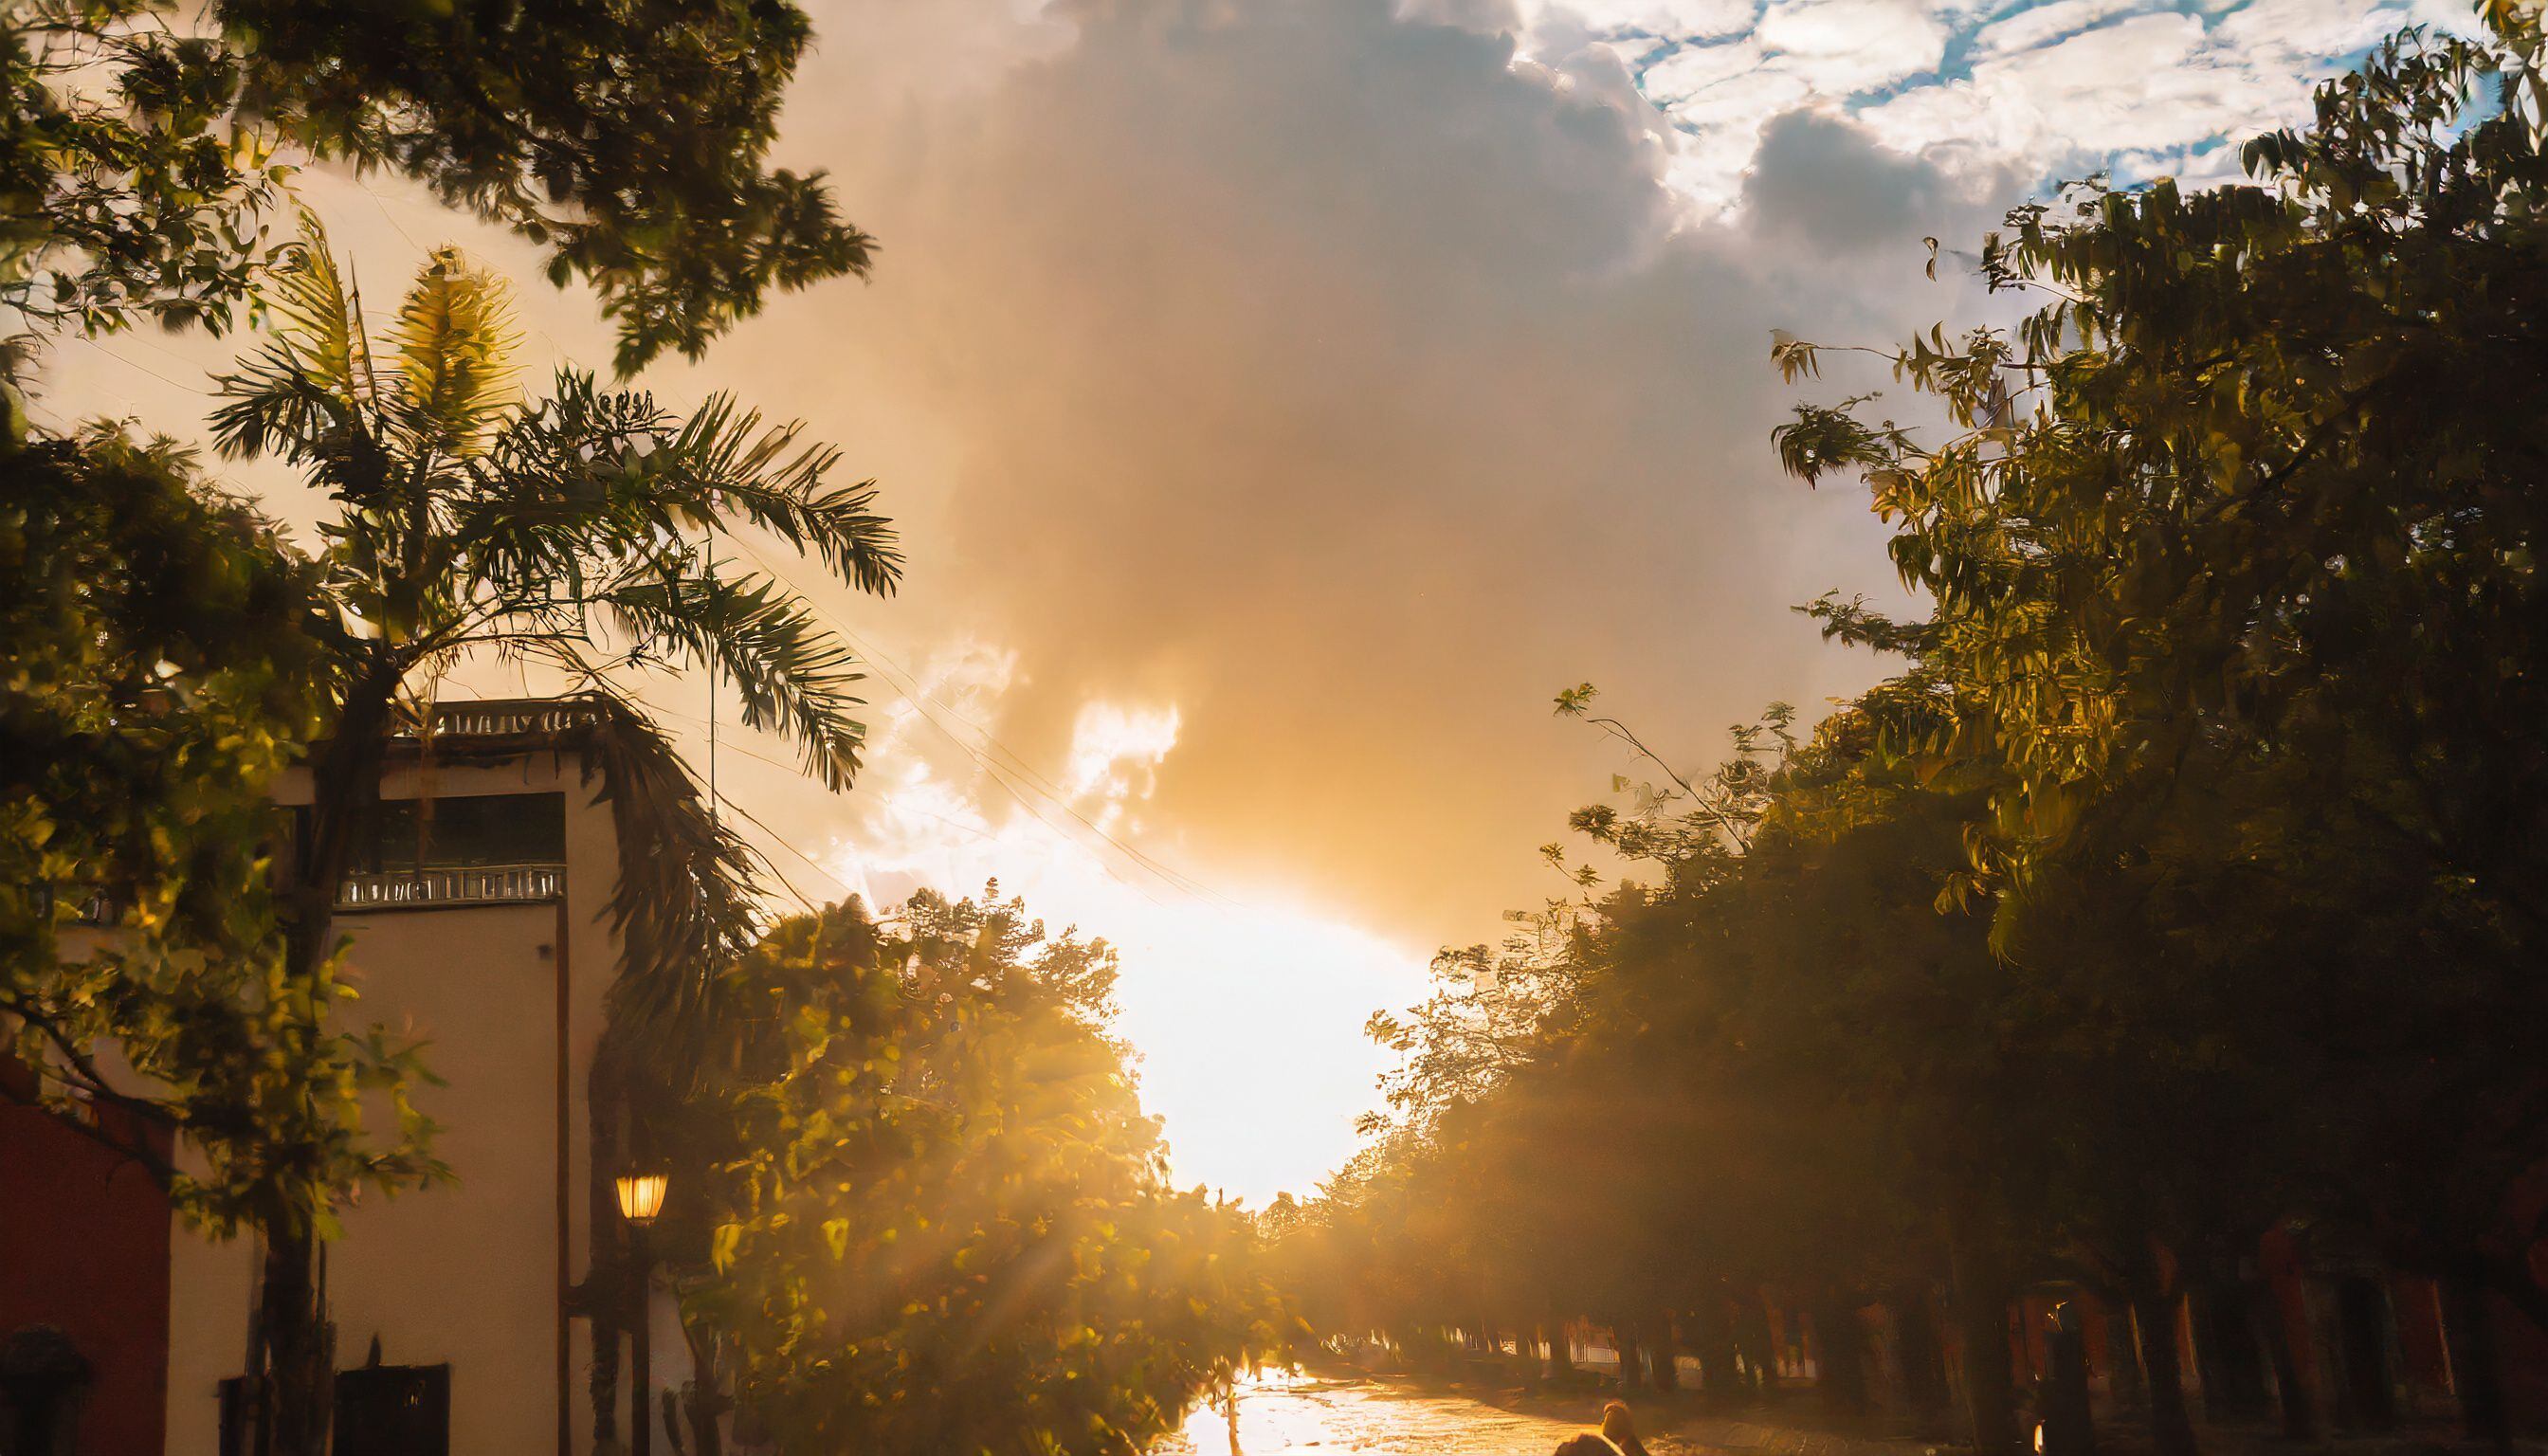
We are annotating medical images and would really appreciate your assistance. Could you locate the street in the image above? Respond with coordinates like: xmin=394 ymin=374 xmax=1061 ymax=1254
xmin=1160 ymin=1370 xmax=1632 ymax=1456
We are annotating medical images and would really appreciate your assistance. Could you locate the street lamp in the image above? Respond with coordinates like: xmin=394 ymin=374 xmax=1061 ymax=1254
xmin=616 ymin=1170 xmax=668 ymax=1456
xmin=615 ymin=1172 xmax=668 ymax=1227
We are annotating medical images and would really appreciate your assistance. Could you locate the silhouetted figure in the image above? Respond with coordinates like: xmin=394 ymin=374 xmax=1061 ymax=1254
xmin=1552 ymin=1399 xmax=1650 ymax=1456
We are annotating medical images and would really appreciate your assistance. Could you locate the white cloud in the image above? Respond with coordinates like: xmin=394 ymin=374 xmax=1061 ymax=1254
xmin=1061 ymin=700 xmax=1182 ymax=812
xmin=1972 ymin=0 xmax=2164 ymax=54
xmin=1860 ymin=12 xmax=2218 ymax=166
xmin=1755 ymin=0 xmax=1951 ymax=88
xmin=1853 ymin=2 xmax=2431 ymax=191
xmin=1554 ymin=0 xmax=1760 ymax=33
xmin=1504 ymin=0 xmax=2450 ymax=209
xmin=825 ymin=649 xmax=1427 ymax=1206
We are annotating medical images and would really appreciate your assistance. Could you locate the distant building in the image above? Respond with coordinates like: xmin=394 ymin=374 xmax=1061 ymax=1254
xmin=0 ymin=700 xmax=695 ymax=1456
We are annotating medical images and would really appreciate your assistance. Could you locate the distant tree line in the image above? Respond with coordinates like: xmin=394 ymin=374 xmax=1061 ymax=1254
xmin=1265 ymin=10 xmax=2548 ymax=1455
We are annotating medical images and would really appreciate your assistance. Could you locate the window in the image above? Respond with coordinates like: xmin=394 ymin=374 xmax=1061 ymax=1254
xmin=345 ymin=792 xmax=566 ymax=873
xmin=317 ymin=792 xmax=568 ymax=908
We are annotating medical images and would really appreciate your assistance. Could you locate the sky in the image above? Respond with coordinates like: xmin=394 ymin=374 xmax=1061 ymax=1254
xmin=42 ymin=0 xmax=2469 ymax=1206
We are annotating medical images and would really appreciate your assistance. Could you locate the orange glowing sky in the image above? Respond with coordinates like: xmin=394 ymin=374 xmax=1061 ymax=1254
xmin=41 ymin=0 xmax=2444 ymax=1204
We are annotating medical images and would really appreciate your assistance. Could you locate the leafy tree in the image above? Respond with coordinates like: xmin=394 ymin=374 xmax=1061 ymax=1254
xmin=670 ymin=895 xmax=1289 ymax=1456
xmin=2 ymin=0 xmax=867 ymax=371
xmin=0 ymin=420 xmax=443 ymax=1230
xmin=1771 ymin=5 xmax=2548 ymax=1443
xmin=1276 ymin=16 xmax=2548 ymax=1456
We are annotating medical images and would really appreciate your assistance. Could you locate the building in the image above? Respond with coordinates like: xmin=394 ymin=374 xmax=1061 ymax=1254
xmin=1 ymin=699 xmax=698 ymax=1456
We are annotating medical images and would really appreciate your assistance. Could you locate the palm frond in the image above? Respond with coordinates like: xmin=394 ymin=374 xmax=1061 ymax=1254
xmin=603 ymin=571 xmax=870 ymax=792
xmin=267 ymin=216 xmax=370 ymax=409
xmin=210 ymin=221 xmax=373 ymax=463
xmin=660 ymin=393 xmax=904 ymax=596
xmin=387 ymin=248 xmax=521 ymax=456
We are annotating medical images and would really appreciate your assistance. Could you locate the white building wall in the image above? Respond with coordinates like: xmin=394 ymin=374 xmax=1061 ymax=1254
xmin=162 ymin=753 xmax=625 ymax=1456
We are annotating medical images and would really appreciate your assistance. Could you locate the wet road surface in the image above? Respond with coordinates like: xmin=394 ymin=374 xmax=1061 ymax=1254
xmin=1159 ymin=1370 xmax=1612 ymax=1456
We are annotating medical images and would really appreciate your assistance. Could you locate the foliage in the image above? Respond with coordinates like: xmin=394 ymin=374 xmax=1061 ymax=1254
xmin=206 ymin=227 xmax=898 ymax=1455
xmin=1772 ymin=0 xmax=2548 ymax=1320
xmin=0 ymin=0 xmax=868 ymax=371
xmin=1271 ymin=19 xmax=2548 ymax=1455
xmin=672 ymin=895 xmax=1291 ymax=1456
xmin=0 ymin=422 xmax=443 ymax=1236
xmin=207 ymin=222 xmax=901 ymax=796
xmin=0 ymin=224 xmax=901 ymax=1455
xmin=0 ymin=0 xmax=294 ymax=343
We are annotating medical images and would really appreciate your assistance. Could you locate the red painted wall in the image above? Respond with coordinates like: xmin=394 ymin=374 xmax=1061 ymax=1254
xmin=0 ymin=1067 xmax=173 ymax=1456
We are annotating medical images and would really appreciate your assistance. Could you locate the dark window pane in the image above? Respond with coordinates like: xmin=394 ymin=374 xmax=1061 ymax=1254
xmin=389 ymin=792 xmax=566 ymax=868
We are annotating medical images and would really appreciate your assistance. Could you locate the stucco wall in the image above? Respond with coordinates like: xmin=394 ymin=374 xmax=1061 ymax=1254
xmin=162 ymin=752 xmax=624 ymax=1456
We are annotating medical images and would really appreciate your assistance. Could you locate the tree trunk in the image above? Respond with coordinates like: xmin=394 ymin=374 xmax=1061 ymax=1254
xmin=2190 ymin=1282 xmax=2268 ymax=1424
xmin=1737 ymin=1292 xmax=1774 ymax=1397
xmin=1891 ymin=1286 xmax=1953 ymax=1422
xmin=252 ymin=661 xmax=400 ymax=1456
xmin=1649 ymin=1311 xmax=1682 ymax=1393
xmin=2101 ymin=1298 xmax=2146 ymax=1422
xmin=2040 ymin=1306 xmax=2097 ymax=1456
xmin=259 ymin=1231 xmax=332 ymax=1456
xmin=2440 ymin=1266 xmax=2512 ymax=1453
xmin=1615 ymin=1319 xmax=1645 ymax=1392
xmin=1813 ymin=1293 xmax=1869 ymax=1418
xmin=1545 ymin=1299 xmax=1574 ymax=1381
xmin=1947 ymin=1217 xmax=2021 ymax=1456
xmin=2121 ymin=1247 xmax=2199 ymax=1456
xmin=2231 ymin=1265 xmax=2313 ymax=1441
xmin=1693 ymin=1296 xmax=1740 ymax=1406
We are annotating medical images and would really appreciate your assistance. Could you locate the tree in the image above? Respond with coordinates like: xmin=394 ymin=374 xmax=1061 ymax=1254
xmin=672 ymin=895 xmax=1290 ymax=1456
xmin=2 ymin=0 xmax=867 ymax=373
xmin=1772 ymin=5 xmax=2548 ymax=1442
xmin=0 ymin=420 xmax=444 ymax=1232
xmin=136 ymin=226 xmax=899 ymax=1456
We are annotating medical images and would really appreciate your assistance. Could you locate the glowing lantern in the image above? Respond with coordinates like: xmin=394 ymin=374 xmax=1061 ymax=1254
xmin=615 ymin=1171 xmax=668 ymax=1227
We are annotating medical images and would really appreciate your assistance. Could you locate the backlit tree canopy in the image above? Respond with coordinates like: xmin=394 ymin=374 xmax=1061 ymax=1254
xmin=674 ymin=894 xmax=1291 ymax=1456
xmin=3 ymin=0 xmax=869 ymax=370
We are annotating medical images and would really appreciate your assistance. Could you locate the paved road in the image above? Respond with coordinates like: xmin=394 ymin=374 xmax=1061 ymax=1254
xmin=1158 ymin=1371 xmax=1606 ymax=1456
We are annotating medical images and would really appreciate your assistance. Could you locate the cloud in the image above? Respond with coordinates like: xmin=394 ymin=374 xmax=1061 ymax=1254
xmin=1754 ymin=0 xmax=1952 ymax=90
xmin=748 ymin=0 xmax=1943 ymax=949
xmin=823 ymin=648 xmax=1429 ymax=1205
xmin=1971 ymin=0 xmax=2163 ymax=55
xmin=42 ymin=0 xmax=2448 ymax=1197
xmin=1511 ymin=0 xmax=2466 ymax=205
xmin=1740 ymin=108 xmax=1967 ymax=252
xmin=1553 ymin=0 xmax=1760 ymax=36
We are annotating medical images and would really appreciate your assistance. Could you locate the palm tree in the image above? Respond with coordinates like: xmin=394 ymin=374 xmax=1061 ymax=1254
xmin=207 ymin=226 xmax=901 ymax=1456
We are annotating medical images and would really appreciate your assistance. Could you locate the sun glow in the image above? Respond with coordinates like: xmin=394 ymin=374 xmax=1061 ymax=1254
xmin=824 ymin=650 xmax=1428 ymax=1207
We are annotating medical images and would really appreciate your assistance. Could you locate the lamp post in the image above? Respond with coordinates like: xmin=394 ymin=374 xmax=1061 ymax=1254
xmin=615 ymin=1171 xmax=668 ymax=1456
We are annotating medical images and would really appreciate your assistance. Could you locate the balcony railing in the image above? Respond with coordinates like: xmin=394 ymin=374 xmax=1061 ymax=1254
xmin=394 ymin=700 xmax=606 ymax=739
xmin=337 ymin=862 xmax=566 ymax=909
